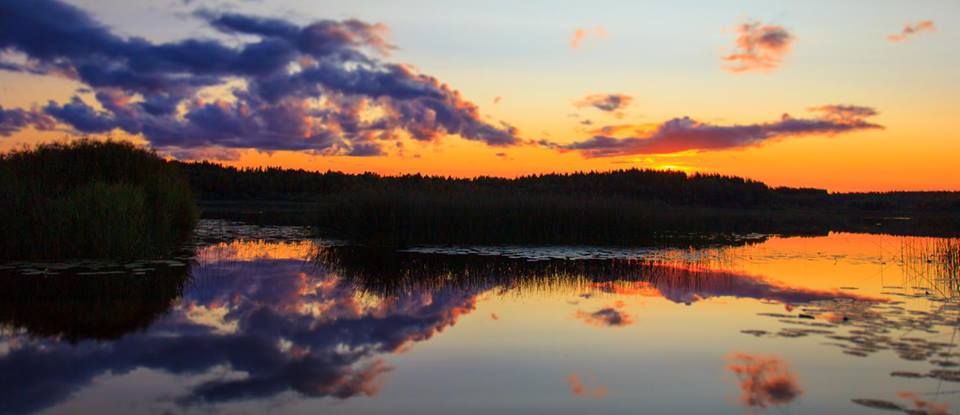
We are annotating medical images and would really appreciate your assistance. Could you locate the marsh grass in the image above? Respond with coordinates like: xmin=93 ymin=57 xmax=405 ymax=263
xmin=0 ymin=140 xmax=198 ymax=260
xmin=900 ymin=237 xmax=960 ymax=297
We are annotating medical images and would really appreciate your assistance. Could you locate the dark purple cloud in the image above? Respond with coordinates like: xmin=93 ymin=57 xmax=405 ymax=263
xmin=0 ymin=106 xmax=56 ymax=136
xmin=556 ymin=104 xmax=882 ymax=157
xmin=0 ymin=0 xmax=518 ymax=157
xmin=574 ymin=303 xmax=633 ymax=327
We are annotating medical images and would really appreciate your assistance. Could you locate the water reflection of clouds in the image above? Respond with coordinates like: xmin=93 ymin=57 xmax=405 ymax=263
xmin=726 ymin=353 xmax=802 ymax=410
xmin=587 ymin=266 xmax=883 ymax=306
xmin=0 ymin=244 xmax=487 ymax=414
xmin=574 ymin=301 xmax=633 ymax=328
xmin=0 ymin=234 xmax=921 ymax=414
xmin=567 ymin=373 xmax=608 ymax=400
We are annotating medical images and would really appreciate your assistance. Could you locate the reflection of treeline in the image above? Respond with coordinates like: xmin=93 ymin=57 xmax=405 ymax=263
xmin=314 ymin=246 xmax=871 ymax=305
xmin=180 ymin=162 xmax=960 ymax=244
xmin=314 ymin=245 xmax=727 ymax=296
xmin=0 ymin=265 xmax=190 ymax=342
xmin=0 ymin=140 xmax=198 ymax=260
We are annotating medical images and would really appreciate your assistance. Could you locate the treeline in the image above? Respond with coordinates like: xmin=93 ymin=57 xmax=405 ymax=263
xmin=178 ymin=161 xmax=960 ymax=245
xmin=180 ymin=161 xmax=804 ymax=208
xmin=178 ymin=161 xmax=960 ymax=213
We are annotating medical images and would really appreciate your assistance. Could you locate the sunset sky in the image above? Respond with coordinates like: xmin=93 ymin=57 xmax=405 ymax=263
xmin=1 ymin=0 xmax=957 ymax=191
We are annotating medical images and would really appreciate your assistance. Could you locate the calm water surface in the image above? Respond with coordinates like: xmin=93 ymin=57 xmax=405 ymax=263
xmin=1 ymin=221 xmax=959 ymax=414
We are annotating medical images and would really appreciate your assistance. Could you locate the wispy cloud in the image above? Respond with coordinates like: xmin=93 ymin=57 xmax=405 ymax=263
xmin=0 ymin=0 xmax=519 ymax=157
xmin=570 ymin=26 xmax=607 ymax=49
xmin=574 ymin=93 xmax=633 ymax=114
xmin=722 ymin=21 xmax=795 ymax=73
xmin=554 ymin=104 xmax=882 ymax=157
xmin=887 ymin=20 xmax=936 ymax=43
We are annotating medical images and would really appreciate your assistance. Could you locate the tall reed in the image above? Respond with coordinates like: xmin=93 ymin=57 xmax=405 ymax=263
xmin=0 ymin=139 xmax=198 ymax=260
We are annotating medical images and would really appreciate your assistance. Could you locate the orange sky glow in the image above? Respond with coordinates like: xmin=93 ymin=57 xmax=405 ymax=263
xmin=1 ymin=0 xmax=957 ymax=192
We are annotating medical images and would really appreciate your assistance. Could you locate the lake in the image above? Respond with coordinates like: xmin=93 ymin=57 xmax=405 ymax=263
xmin=1 ymin=220 xmax=958 ymax=414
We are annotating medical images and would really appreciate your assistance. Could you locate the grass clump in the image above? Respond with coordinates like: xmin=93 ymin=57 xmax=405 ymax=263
xmin=0 ymin=139 xmax=198 ymax=260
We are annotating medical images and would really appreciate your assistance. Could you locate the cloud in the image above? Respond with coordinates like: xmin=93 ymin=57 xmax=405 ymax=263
xmin=887 ymin=20 xmax=936 ymax=43
xmin=0 ymin=242 xmax=485 ymax=413
xmin=574 ymin=93 xmax=632 ymax=114
xmin=162 ymin=146 xmax=244 ymax=161
xmin=566 ymin=373 xmax=608 ymax=399
xmin=726 ymin=353 xmax=802 ymax=409
xmin=722 ymin=21 xmax=794 ymax=73
xmin=0 ymin=0 xmax=519 ymax=156
xmin=574 ymin=301 xmax=633 ymax=327
xmin=0 ymin=105 xmax=56 ymax=135
xmin=570 ymin=26 xmax=607 ymax=49
xmin=556 ymin=104 xmax=882 ymax=157
xmin=589 ymin=265 xmax=883 ymax=305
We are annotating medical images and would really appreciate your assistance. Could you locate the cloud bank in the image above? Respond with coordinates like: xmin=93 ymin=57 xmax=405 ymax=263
xmin=0 ymin=0 xmax=519 ymax=157
xmin=556 ymin=104 xmax=882 ymax=157
xmin=723 ymin=21 xmax=794 ymax=73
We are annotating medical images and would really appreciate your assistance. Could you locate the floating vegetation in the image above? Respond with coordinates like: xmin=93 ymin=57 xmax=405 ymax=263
xmin=751 ymin=296 xmax=956 ymax=361
xmin=192 ymin=219 xmax=316 ymax=245
xmin=890 ymin=371 xmax=926 ymax=378
xmin=851 ymin=398 xmax=903 ymax=411
xmin=852 ymin=393 xmax=952 ymax=414
xmin=742 ymin=247 xmax=960 ymax=414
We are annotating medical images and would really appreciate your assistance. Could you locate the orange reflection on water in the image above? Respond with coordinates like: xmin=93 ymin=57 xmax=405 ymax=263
xmin=726 ymin=353 xmax=802 ymax=410
xmin=566 ymin=373 xmax=608 ymax=400
xmin=195 ymin=240 xmax=317 ymax=264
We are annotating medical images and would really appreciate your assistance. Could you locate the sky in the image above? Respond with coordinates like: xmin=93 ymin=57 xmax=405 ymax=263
xmin=0 ymin=0 xmax=957 ymax=191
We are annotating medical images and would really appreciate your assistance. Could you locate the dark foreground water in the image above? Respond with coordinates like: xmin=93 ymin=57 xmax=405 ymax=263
xmin=1 ymin=220 xmax=959 ymax=414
